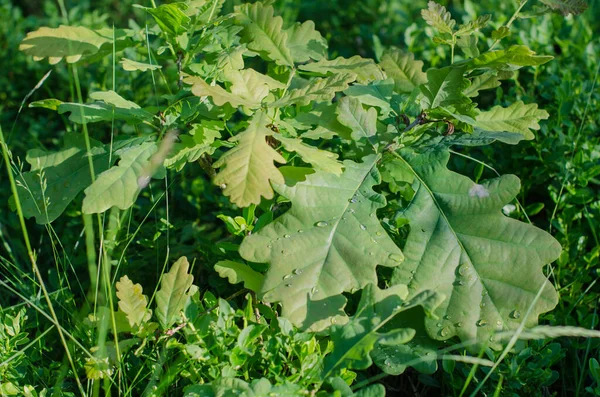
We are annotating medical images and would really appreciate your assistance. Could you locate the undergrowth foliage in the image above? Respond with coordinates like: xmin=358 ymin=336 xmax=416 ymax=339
xmin=1 ymin=0 xmax=594 ymax=395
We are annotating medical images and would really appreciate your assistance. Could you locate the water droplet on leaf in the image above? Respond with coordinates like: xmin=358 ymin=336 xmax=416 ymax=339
xmin=476 ymin=319 xmax=487 ymax=327
xmin=510 ymin=310 xmax=521 ymax=319
xmin=315 ymin=221 xmax=328 ymax=227
xmin=359 ymin=224 xmax=367 ymax=231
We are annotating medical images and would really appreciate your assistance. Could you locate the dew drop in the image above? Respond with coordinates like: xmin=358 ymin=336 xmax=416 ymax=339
xmin=285 ymin=284 xmax=291 ymax=287
xmin=384 ymin=358 xmax=392 ymax=366
xmin=283 ymin=274 xmax=293 ymax=280
xmin=476 ymin=319 xmax=488 ymax=327
xmin=293 ymin=269 xmax=303 ymax=275
xmin=456 ymin=322 xmax=463 ymax=328
xmin=376 ymin=231 xmax=382 ymax=236
xmin=298 ymin=229 xmax=304 ymax=233
xmin=283 ymin=234 xmax=291 ymax=238
xmin=330 ymin=317 xmax=337 ymax=324
xmin=389 ymin=254 xmax=403 ymax=263
xmin=348 ymin=208 xmax=356 ymax=214
xmin=369 ymin=252 xmax=374 ymax=256
xmin=360 ymin=224 xmax=367 ymax=231
xmin=458 ymin=264 xmax=469 ymax=276
xmin=315 ymin=221 xmax=328 ymax=227
xmin=496 ymin=320 xmax=503 ymax=327
xmin=267 ymin=245 xmax=272 ymax=249
xmin=489 ymin=335 xmax=495 ymax=342
xmin=219 ymin=183 xmax=227 ymax=190
xmin=510 ymin=310 xmax=521 ymax=319
xmin=348 ymin=197 xmax=357 ymax=203
xmin=482 ymin=290 xmax=489 ymax=296
xmin=411 ymin=270 xmax=417 ymax=275
xmin=370 ymin=213 xmax=375 ymax=218
xmin=436 ymin=323 xmax=442 ymax=328
xmin=443 ymin=314 xmax=450 ymax=320
xmin=454 ymin=280 xmax=465 ymax=286
xmin=311 ymin=287 xmax=318 ymax=295
xmin=439 ymin=327 xmax=450 ymax=337
xmin=479 ymin=302 xmax=486 ymax=308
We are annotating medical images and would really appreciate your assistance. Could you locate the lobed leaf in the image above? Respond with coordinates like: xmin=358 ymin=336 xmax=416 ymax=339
xmin=275 ymin=136 xmax=344 ymax=175
xmin=389 ymin=149 xmax=561 ymax=348
xmin=213 ymin=110 xmax=286 ymax=207
xmin=270 ymin=73 xmax=355 ymax=108
xmin=156 ymin=257 xmax=195 ymax=330
xmin=421 ymin=1 xmax=456 ymax=35
xmin=116 ymin=276 xmax=151 ymax=328
xmin=420 ymin=66 xmax=472 ymax=113
xmin=214 ymin=260 xmax=264 ymax=293
xmin=183 ymin=74 xmax=262 ymax=109
xmin=336 ymin=97 xmax=378 ymax=143
xmin=299 ymin=56 xmax=385 ymax=84
xmin=239 ymin=155 xmax=404 ymax=331
xmin=285 ymin=20 xmax=327 ymax=63
xmin=474 ymin=101 xmax=549 ymax=141
xmin=120 ymin=58 xmax=162 ymax=71
xmin=380 ymin=49 xmax=427 ymax=93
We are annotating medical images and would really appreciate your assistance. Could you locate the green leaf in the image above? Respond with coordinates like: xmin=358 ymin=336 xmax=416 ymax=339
xmin=421 ymin=1 xmax=456 ymax=35
xmin=82 ymin=142 xmax=157 ymax=214
xmin=299 ymin=56 xmax=385 ymax=84
xmin=466 ymin=45 xmax=553 ymax=70
xmin=473 ymin=101 xmax=549 ymax=141
xmin=156 ymin=257 xmax=195 ymax=330
xmin=420 ymin=66 xmax=472 ymax=113
xmin=19 ymin=25 xmax=113 ymax=64
xmin=165 ymin=121 xmax=222 ymax=171
xmin=275 ymin=135 xmax=344 ymax=175
xmin=234 ymin=2 xmax=294 ymax=67
xmin=455 ymin=15 xmax=491 ymax=36
xmin=380 ymin=49 xmax=427 ymax=93
xmin=214 ymin=260 xmax=265 ymax=293
xmin=144 ymin=3 xmax=191 ymax=36
xmin=13 ymin=135 xmax=145 ymax=224
xmin=183 ymin=74 xmax=262 ymax=109
xmin=270 ymin=73 xmax=355 ymax=107
xmin=323 ymin=284 xmax=443 ymax=377
xmin=58 ymin=91 xmax=153 ymax=124
xmin=389 ymin=149 xmax=561 ymax=347
xmin=294 ymin=102 xmax=351 ymax=140
xmin=29 ymin=98 xmax=63 ymax=110
xmin=222 ymin=68 xmax=285 ymax=107
xmin=213 ymin=110 xmax=286 ymax=207
xmin=336 ymin=97 xmax=378 ymax=142
xmin=116 ymin=276 xmax=151 ymax=328
xmin=120 ymin=58 xmax=162 ymax=71
xmin=464 ymin=71 xmax=513 ymax=98
xmin=344 ymin=79 xmax=394 ymax=112
xmin=239 ymin=155 xmax=404 ymax=330
xmin=285 ymin=20 xmax=327 ymax=63
xmin=540 ymin=0 xmax=588 ymax=15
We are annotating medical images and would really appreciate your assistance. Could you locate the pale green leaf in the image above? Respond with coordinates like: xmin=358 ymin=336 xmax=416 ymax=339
xmin=270 ymin=73 xmax=355 ymax=107
xmin=337 ymin=96 xmax=378 ymax=142
xmin=214 ymin=260 xmax=264 ymax=292
xmin=19 ymin=25 xmax=113 ymax=64
xmin=29 ymin=98 xmax=63 ymax=111
xmin=116 ymin=276 xmax=151 ymax=328
xmin=474 ymin=101 xmax=549 ymax=140
xmin=344 ymin=79 xmax=394 ymax=112
xmin=234 ymin=2 xmax=294 ymax=67
xmin=455 ymin=15 xmax=491 ymax=36
xmin=183 ymin=74 xmax=262 ymax=108
xmin=540 ymin=0 xmax=588 ymax=15
xmin=299 ymin=56 xmax=385 ymax=84
xmin=421 ymin=1 xmax=456 ymax=35
xmin=156 ymin=257 xmax=195 ymax=330
xmin=214 ymin=110 xmax=286 ymax=207
xmin=222 ymin=68 xmax=285 ymax=107
xmin=285 ymin=20 xmax=327 ymax=63
xmin=13 ymin=135 xmax=145 ymax=224
xmin=275 ymin=135 xmax=343 ymax=175
xmin=58 ymin=91 xmax=153 ymax=124
xmin=389 ymin=149 xmax=561 ymax=348
xmin=239 ymin=155 xmax=404 ymax=330
xmin=293 ymin=102 xmax=352 ymax=140
xmin=120 ymin=58 xmax=162 ymax=71
xmin=165 ymin=121 xmax=222 ymax=171
xmin=380 ymin=49 xmax=427 ymax=93
xmin=82 ymin=142 xmax=158 ymax=214
xmin=420 ymin=66 xmax=472 ymax=113
xmin=466 ymin=45 xmax=553 ymax=70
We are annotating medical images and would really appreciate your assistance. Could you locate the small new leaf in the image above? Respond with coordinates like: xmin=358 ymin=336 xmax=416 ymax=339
xmin=116 ymin=276 xmax=151 ymax=328
xmin=421 ymin=1 xmax=456 ymax=35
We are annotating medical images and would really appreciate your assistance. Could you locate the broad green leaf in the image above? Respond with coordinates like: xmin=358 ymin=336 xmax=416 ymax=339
xmin=275 ymin=135 xmax=344 ymax=175
xmin=19 ymin=25 xmax=113 ymax=64
xmin=116 ymin=276 xmax=151 ymax=328
xmin=474 ymin=101 xmax=549 ymax=141
xmin=239 ymin=155 xmax=404 ymax=330
xmin=222 ymin=68 xmax=285 ymax=107
xmin=285 ymin=20 xmax=327 ymax=63
xmin=120 ymin=58 xmax=162 ymax=71
xmin=82 ymin=142 xmax=158 ymax=214
xmin=389 ymin=149 xmax=561 ymax=347
xmin=464 ymin=71 xmax=513 ymax=98
xmin=234 ymin=2 xmax=294 ymax=67
xmin=299 ymin=56 xmax=385 ymax=84
xmin=421 ymin=1 xmax=456 ymax=35
xmin=270 ymin=73 xmax=355 ymax=107
xmin=380 ymin=49 xmax=427 ymax=93
xmin=323 ymin=284 xmax=444 ymax=377
xmin=294 ymin=102 xmax=352 ymax=140
xmin=13 ymin=135 xmax=145 ymax=224
xmin=165 ymin=121 xmax=222 ymax=171
xmin=183 ymin=74 xmax=262 ymax=108
xmin=344 ymin=79 xmax=394 ymax=113
xmin=184 ymin=377 xmax=304 ymax=397
xmin=58 ymin=91 xmax=153 ymax=124
xmin=540 ymin=0 xmax=588 ymax=15
xmin=465 ymin=45 xmax=553 ymax=70
xmin=420 ymin=66 xmax=472 ymax=113
xmin=144 ymin=3 xmax=191 ymax=36
xmin=336 ymin=97 xmax=377 ymax=142
xmin=156 ymin=256 xmax=195 ymax=330
xmin=214 ymin=110 xmax=286 ymax=207
xmin=214 ymin=260 xmax=265 ymax=292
